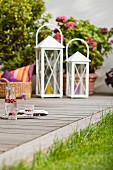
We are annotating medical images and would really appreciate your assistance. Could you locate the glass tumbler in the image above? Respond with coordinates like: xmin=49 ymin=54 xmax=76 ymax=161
xmin=7 ymin=107 xmax=17 ymax=120
xmin=24 ymin=105 xmax=34 ymax=117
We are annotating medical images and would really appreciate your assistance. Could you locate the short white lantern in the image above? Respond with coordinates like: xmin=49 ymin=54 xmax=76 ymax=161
xmin=66 ymin=38 xmax=90 ymax=98
xmin=35 ymin=24 xmax=64 ymax=98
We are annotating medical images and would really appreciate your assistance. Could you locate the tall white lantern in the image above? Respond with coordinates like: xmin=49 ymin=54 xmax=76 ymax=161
xmin=66 ymin=38 xmax=90 ymax=98
xmin=35 ymin=24 xmax=64 ymax=98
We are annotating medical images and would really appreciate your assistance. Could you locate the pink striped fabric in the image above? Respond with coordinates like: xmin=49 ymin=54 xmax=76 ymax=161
xmin=10 ymin=64 xmax=34 ymax=82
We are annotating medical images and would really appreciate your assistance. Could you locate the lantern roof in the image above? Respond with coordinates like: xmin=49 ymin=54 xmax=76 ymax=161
xmin=35 ymin=35 xmax=64 ymax=49
xmin=66 ymin=51 xmax=91 ymax=62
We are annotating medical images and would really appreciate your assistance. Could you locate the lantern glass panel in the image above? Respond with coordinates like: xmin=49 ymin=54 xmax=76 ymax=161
xmin=44 ymin=50 xmax=61 ymax=94
xmin=74 ymin=64 xmax=86 ymax=95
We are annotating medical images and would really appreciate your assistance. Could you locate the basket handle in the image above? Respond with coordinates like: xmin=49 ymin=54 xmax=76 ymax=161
xmin=0 ymin=77 xmax=10 ymax=83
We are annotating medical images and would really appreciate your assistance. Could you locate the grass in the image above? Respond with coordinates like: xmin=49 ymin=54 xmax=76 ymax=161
xmin=1 ymin=112 xmax=113 ymax=170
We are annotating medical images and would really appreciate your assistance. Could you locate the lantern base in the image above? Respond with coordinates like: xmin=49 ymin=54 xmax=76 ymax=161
xmin=66 ymin=94 xmax=88 ymax=98
xmin=36 ymin=94 xmax=63 ymax=98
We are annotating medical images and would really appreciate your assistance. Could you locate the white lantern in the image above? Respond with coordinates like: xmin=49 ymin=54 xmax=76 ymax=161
xmin=35 ymin=24 xmax=64 ymax=98
xmin=66 ymin=38 xmax=90 ymax=98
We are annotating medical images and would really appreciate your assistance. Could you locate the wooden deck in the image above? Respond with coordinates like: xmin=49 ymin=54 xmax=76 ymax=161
xmin=0 ymin=94 xmax=113 ymax=166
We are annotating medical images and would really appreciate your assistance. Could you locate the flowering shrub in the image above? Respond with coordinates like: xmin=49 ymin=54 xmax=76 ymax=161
xmin=66 ymin=21 xmax=76 ymax=29
xmin=54 ymin=16 xmax=113 ymax=73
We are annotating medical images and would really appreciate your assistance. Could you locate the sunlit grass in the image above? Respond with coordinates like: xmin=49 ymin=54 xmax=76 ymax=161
xmin=1 ymin=112 xmax=113 ymax=170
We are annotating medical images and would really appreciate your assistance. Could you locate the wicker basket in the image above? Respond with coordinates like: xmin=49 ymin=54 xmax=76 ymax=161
xmin=0 ymin=78 xmax=32 ymax=98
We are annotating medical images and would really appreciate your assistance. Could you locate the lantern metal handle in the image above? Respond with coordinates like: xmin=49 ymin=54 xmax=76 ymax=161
xmin=36 ymin=23 xmax=63 ymax=45
xmin=66 ymin=38 xmax=89 ymax=59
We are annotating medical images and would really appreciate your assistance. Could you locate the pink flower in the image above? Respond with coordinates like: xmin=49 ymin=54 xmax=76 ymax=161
xmin=54 ymin=28 xmax=59 ymax=33
xmin=86 ymin=37 xmax=97 ymax=50
xmin=110 ymin=40 xmax=113 ymax=43
xmin=56 ymin=16 xmax=68 ymax=22
xmin=92 ymin=42 xmax=97 ymax=48
xmin=53 ymin=33 xmax=64 ymax=42
xmin=66 ymin=21 xmax=76 ymax=29
xmin=100 ymin=28 xmax=109 ymax=34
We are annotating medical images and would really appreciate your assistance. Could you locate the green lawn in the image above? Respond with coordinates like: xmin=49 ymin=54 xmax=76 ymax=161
xmin=2 ymin=112 xmax=113 ymax=170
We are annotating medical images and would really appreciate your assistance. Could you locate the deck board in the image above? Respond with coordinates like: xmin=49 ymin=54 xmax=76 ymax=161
xmin=0 ymin=95 xmax=113 ymax=166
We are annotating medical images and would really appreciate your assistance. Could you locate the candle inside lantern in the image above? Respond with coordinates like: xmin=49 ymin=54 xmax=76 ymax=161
xmin=46 ymin=84 xmax=52 ymax=94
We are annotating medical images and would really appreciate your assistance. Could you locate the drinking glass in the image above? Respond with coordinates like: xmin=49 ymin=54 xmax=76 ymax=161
xmin=6 ymin=107 xmax=17 ymax=120
xmin=22 ymin=93 xmax=27 ymax=100
xmin=24 ymin=105 xmax=34 ymax=117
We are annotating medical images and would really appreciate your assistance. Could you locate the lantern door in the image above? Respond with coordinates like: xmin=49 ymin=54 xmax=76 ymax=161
xmin=43 ymin=49 xmax=63 ymax=97
xmin=66 ymin=62 xmax=89 ymax=98
xmin=36 ymin=48 xmax=63 ymax=98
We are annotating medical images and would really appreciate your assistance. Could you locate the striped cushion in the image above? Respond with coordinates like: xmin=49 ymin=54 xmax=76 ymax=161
xmin=1 ymin=70 xmax=22 ymax=82
xmin=10 ymin=64 xmax=34 ymax=82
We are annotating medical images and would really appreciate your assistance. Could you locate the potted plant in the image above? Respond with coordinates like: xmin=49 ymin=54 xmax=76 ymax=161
xmin=53 ymin=16 xmax=113 ymax=94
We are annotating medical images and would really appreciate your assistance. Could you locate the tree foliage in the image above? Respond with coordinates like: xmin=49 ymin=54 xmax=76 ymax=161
xmin=0 ymin=0 xmax=52 ymax=71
